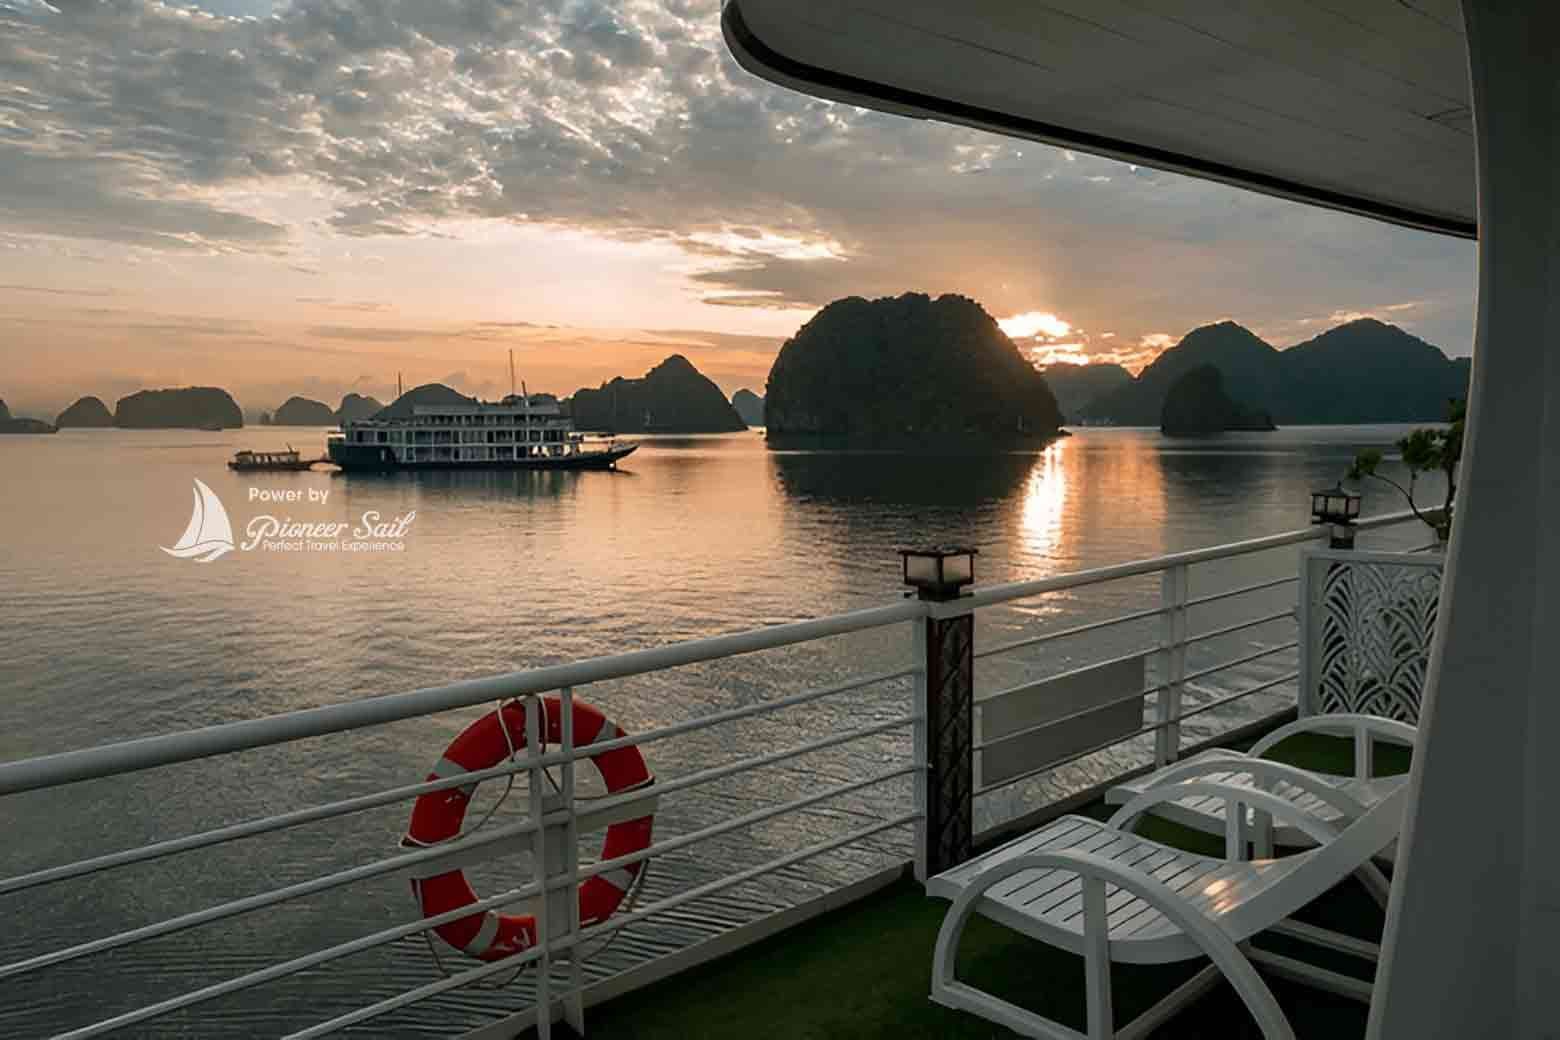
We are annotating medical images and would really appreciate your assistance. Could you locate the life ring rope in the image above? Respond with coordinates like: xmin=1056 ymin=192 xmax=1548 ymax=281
xmin=404 ymin=695 xmax=655 ymax=962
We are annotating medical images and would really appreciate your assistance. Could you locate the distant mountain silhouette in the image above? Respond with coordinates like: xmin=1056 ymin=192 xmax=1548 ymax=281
xmin=1272 ymin=319 xmax=1471 ymax=423
xmin=56 ymin=396 xmax=114 ymax=428
xmin=1041 ymin=362 xmax=1132 ymax=422
xmin=1084 ymin=322 xmax=1279 ymax=425
xmin=0 ymin=396 xmax=56 ymax=434
xmin=115 ymin=387 xmax=243 ymax=429
xmin=569 ymin=355 xmax=745 ymax=433
xmin=731 ymin=388 xmax=765 ymax=426
xmin=1082 ymin=319 xmax=1468 ymax=424
xmin=272 ymin=396 xmax=337 ymax=426
xmin=335 ymin=393 xmax=385 ymax=423
xmin=765 ymin=292 xmax=1062 ymax=441
xmin=1161 ymin=365 xmax=1275 ymax=434
xmin=373 ymin=383 xmax=478 ymax=420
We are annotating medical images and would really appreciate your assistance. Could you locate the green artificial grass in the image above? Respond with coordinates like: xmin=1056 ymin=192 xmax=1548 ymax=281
xmin=532 ymin=733 xmax=1407 ymax=1039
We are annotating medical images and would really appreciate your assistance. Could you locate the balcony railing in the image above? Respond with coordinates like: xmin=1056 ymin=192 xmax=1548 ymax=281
xmin=0 ymin=510 xmax=1425 ymax=1039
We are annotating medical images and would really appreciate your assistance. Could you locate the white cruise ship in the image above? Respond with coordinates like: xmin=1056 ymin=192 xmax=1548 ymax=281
xmin=327 ymin=394 xmax=637 ymax=471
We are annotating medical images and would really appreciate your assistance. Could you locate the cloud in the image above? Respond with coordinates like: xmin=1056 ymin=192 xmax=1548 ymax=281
xmin=0 ymin=0 xmax=1476 ymax=353
xmin=296 ymin=297 xmax=391 ymax=312
xmin=0 ymin=283 xmax=116 ymax=297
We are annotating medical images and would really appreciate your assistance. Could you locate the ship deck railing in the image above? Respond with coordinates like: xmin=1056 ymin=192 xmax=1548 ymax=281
xmin=0 ymin=510 xmax=1429 ymax=1039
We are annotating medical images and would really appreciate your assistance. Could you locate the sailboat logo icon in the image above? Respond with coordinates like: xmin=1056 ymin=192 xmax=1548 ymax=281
xmin=161 ymin=478 xmax=236 ymax=562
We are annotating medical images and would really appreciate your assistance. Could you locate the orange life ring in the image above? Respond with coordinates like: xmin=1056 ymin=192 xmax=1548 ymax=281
xmin=405 ymin=696 xmax=654 ymax=960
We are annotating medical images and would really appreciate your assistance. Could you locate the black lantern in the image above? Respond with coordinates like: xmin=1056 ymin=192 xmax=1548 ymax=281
xmin=1311 ymin=483 xmax=1362 ymax=549
xmin=899 ymin=546 xmax=978 ymax=601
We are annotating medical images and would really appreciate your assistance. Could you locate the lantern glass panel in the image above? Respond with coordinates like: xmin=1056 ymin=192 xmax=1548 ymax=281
xmin=903 ymin=554 xmax=940 ymax=585
xmin=942 ymin=552 xmax=973 ymax=586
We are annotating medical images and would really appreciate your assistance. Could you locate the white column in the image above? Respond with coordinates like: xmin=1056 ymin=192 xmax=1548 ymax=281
xmin=1370 ymin=4 xmax=1558 ymax=1038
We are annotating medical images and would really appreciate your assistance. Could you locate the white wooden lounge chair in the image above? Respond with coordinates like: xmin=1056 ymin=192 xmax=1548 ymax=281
xmin=929 ymin=779 xmax=1406 ymax=1040
xmin=1105 ymin=713 xmax=1414 ymax=854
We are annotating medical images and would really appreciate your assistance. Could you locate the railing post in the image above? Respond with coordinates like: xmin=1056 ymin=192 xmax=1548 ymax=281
xmin=910 ymin=619 xmax=930 ymax=883
xmin=524 ymin=689 xmax=583 ymax=1038
xmin=523 ymin=694 xmax=551 ymax=1040
xmin=899 ymin=548 xmax=979 ymax=878
xmin=557 ymin=686 xmax=584 ymax=1035
xmin=920 ymin=599 xmax=976 ymax=876
xmin=1156 ymin=565 xmax=1189 ymax=766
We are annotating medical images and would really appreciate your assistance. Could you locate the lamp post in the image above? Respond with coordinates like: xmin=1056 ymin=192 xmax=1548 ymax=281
xmin=1311 ymin=483 xmax=1362 ymax=550
xmin=900 ymin=546 xmax=978 ymax=878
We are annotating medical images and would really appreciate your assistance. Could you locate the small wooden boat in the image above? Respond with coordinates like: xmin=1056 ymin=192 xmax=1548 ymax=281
xmin=229 ymin=447 xmax=318 ymax=472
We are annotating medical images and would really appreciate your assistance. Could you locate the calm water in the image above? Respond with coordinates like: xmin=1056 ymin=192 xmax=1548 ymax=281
xmin=0 ymin=426 xmax=1434 ymax=1037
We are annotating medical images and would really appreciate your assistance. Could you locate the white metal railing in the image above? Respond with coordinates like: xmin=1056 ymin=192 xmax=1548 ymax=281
xmin=0 ymin=511 xmax=1422 ymax=1038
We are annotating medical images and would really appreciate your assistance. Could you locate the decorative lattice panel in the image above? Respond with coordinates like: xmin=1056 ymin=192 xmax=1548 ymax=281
xmin=1300 ymin=550 xmax=1443 ymax=723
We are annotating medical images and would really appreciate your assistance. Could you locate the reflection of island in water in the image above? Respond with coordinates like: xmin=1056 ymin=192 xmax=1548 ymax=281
xmin=769 ymin=447 xmax=1043 ymax=507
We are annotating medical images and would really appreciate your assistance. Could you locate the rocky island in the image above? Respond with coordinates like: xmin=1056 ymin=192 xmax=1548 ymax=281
xmin=569 ymin=355 xmax=745 ymax=433
xmin=1160 ymin=365 xmax=1276 ymax=435
xmin=114 ymin=387 xmax=244 ymax=429
xmin=1040 ymin=362 xmax=1132 ymax=422
xmin=1080 ymin=318 xmax=1469 ymax=425
xmin=336 ymin=393 xmax=385 ymax=423
xmin=731 ymin=388 xmax=765 ymax=427
xmin=764 ymin=292 xmax=1062 ymax=442
xmin=55 ymin=396 xmax=114 ymax=428
xmin=0 ymin=398 xmax=57 ymax=434
xmin=373 ymin=383 xmax=479 ymax=418
xmin=272 ymin=396 xmax=338 ymax=426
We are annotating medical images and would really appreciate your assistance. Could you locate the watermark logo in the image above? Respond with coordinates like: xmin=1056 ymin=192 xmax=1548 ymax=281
xmin=161 ymin=479 xmax=236 ymax=563
xmin=162 ymin=479 xmax=416 ymax=560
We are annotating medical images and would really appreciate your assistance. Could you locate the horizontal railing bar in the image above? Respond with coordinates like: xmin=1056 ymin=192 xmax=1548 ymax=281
xmin=976 ymin=722 xmax=1164 ymax=795
xmin=0 ymin=810 xmax=542 ymax=983
xmin=0 ymin=512 xmax=1419 ymax=802
xmin=51 ymin=875 xmax=549 ymax=1040
xmin=973 ymin=605 xmax=1166 ymax=660
xmin=976 ymin=647 xmax=1153 ymax=710
xmin=975 ymin=666 xmax=1306 ymax=795
xmin=529 ymin=665 xmax=916 ymax=766
xmin=957 ymin=510 xmax=1417 ymax=613
xmin=972 ymin=688 xmax=1157 ymax=752
xmin=59 ymin=765 xmax=916 ymax=1038
xmin=1180 ymin=641 xmax=1298 ymax=686
xmin=552 ymin=714 xmax=920 ymax=844
xmin=558 ymin=764 xmax=916 ymax=890
xmin=1184 ymin=609 xmax=1297 ymax=647
xmin=1 ymin=667 xmax=913 ymax=898
xmin=0 ymin=755 xmax=544 ymax=898
xmin=1176 ymin=672 xmax=1300 ymax=724
xmin=1183 ymin=573 xmax=1299 ymax=608
xmin=3 ymin=713 xmax=916 ymax=982
xmin=288 ymin=814 xmax=920 ymax=1039
xmin=0 ymin=601 xmax=924 ymax=796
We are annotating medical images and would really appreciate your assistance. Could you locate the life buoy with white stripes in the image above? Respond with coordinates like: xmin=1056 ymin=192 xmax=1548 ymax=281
xmin=404 ymin=696 xmax=654 ymax=961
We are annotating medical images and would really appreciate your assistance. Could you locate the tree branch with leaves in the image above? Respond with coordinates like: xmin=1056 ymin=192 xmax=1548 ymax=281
xmin=1348 ymin=399 xmax=1465 ymax=543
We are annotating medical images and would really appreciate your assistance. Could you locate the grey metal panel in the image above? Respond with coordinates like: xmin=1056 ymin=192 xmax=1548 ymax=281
xmin=979 ymin=656 xmax=1146 ymax=788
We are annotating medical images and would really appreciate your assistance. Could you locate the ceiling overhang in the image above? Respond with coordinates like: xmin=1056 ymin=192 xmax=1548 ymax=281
xmin=724 ymin=0 xmax=1476 ymax=238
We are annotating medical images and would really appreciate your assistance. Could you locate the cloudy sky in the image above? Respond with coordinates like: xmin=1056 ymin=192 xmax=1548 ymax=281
xmin=0 ymin=0 xmax=1475 ymax=418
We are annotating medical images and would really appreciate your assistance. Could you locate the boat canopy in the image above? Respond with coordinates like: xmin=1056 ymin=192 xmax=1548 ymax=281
xmin=724 ymin=0 xmax=1474 ymax=237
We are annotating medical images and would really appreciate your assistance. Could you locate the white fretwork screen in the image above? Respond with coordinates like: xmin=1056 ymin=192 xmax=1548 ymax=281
xmin=1297 ymin=548 xmax=1444 ymax=723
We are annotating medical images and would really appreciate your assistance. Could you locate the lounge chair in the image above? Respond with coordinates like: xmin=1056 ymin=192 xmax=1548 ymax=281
xmin=1105 ymin=713 xmax=1414 ymax=854
xmin=929 ymin=779 xmax=1406 ymax=1039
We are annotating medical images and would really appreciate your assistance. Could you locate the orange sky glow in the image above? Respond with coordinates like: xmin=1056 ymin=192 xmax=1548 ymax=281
xmin=0 ymin=0 xmax=1476 ymax=421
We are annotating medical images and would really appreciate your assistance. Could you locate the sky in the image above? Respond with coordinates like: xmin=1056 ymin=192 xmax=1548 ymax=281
xmin=0 ymin=0 xmax=1477 ymax=419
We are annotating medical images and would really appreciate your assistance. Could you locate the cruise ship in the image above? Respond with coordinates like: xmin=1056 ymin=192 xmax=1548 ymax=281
xmin=326 ymin=394 xmax=637 ymax=471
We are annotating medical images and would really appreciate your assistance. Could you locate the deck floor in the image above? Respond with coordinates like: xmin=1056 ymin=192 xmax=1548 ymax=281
xmin=535 ymin=734 xmax=1409 ymax=1039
